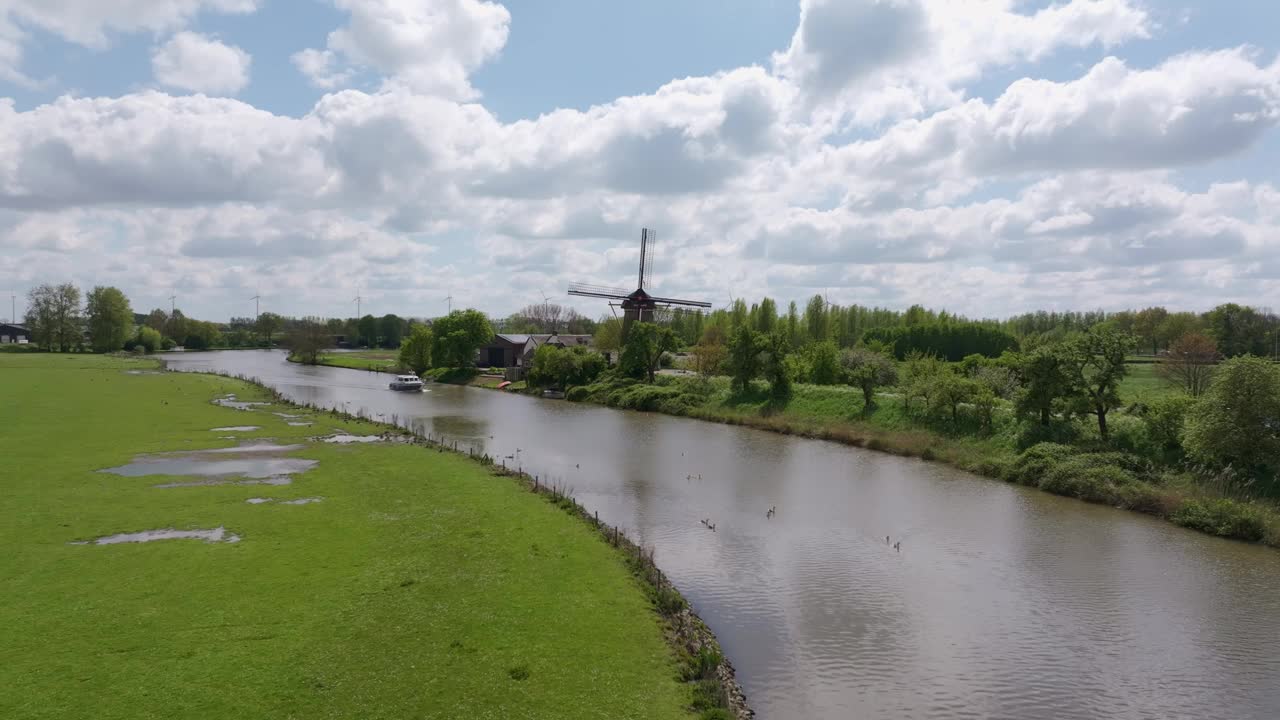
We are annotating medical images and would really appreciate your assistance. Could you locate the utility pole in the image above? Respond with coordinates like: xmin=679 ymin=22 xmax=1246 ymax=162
xmin=169 ymin=294 xmax=176 ymax=315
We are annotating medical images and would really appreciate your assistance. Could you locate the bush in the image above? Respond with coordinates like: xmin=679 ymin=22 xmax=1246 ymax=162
xmin=133 ymin=326 xmax=162 ymax=354
xmin=1039 ymin=458 xmax=1137 ymax=504
xmin=1171 ymin=499 xmax=1268 ymax=542
xmin=565 ymin=386 xmax=590 ymax=402
xmin=1141 ymin=395 xmax=1197 ymax=457
xmin=1010 ymin=443 xmax=1075 ymax=485
xmin=1107 ymin=414 xmax=1155 ymax=457
xmin=1014 ymin=420 xmax=1080 ymax=450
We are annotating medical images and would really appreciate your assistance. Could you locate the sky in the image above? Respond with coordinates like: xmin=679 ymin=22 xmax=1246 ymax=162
xmin=1 ymin=0 xmax=1279 ymax=323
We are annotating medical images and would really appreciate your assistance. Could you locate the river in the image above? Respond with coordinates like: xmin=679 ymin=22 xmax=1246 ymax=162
xmin=166 ymin=350 xmax=1280 ymax=720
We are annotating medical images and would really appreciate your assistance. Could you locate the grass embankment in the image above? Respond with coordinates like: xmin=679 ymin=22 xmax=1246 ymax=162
xmin=573 ymin=371 xmax=1280 ymax=547
xmin=0 ymin=354 xmax=717 ymax=720
xmin=295 ymin=352 xmax=508 ymax=388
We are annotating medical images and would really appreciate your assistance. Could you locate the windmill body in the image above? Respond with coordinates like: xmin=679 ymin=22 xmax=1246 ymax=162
xmin=568 ymin=228 xmax=710 ymax=341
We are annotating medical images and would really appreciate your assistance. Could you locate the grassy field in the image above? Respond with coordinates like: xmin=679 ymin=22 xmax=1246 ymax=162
xmin=0 ymin=354 xmax=697 ymax=720
xmin=314 ymin=349 xmax=402 ymax=372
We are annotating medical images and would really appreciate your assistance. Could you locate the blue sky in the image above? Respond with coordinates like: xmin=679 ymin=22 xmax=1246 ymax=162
xmin=1 ymin=0 xmax=1278 ymax=322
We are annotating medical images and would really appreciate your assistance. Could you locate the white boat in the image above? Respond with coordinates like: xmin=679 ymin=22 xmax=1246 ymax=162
xmin=389 ymin=374 xmax=425 ymax=392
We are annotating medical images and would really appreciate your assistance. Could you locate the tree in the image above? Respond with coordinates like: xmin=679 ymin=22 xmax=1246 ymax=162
xmin=398 ymin=325 xmax=433 ymax=375
xmin=184 ymin=321 xmax=222 ymax=350
xmin=165 ymin=309 xmax=188 ymax=345
xmin=1133 ymin=306 xmax=1169 ymax=356
xmin=1204 ymin=303 xmax=1267 ymax=357
xmin=84 ymin=286 xmax=133 ymax=353
xmin=357 ymin=314 xmax=378 ymax=347
xmin=379 ymin=314 xmax=404 ymax=349
xmin=803 ymin=295 xmax=828 ymax=344
xmin=431 ymin=309 xmax=494 ymax=368
xmin=933 ymin=373 xmax=979 ymax=424
xmin=1157 ymin=332 xmax=1219 ymax=397
xmin=254 ymin=312 xmax=283 ymax=346
xmin=696 ymin=338 xmax=727 ymax=379
xmin=1063 ymin=328 xmax=1135 ymax=441
xmin=594 ymin=318 xmax=623 ymax=360
xmin=1183 ymin=356 xmax=1280 ymax=487
xmin=288 ymin=317 xmax=331 ymax=365
xmin=1157 ymin=312 xmax=1200 ymax=351
xmin=841 ymin=347 xmax=898 ymax=409
xmin=25 ymin=283 xmax=82 ymax=352
xmin=619 ymin=322 xmax=677 ymax=383
xmin=806 ymin=340 xmax=842 ymax=385
xmin=529 ymin=345 xmax=607 ymax=389
xmin=145 ymin=308 xmax=168 ymax=334
xmin=1013 ymin=345 xmax=1076 ymax=427
xmin=725 ymin=325 xmax=766 ymax=391
xmin=134 ymin=326 xmax=162 ymax=354
xmin=762 ymin=330 xmax=793 ymax=399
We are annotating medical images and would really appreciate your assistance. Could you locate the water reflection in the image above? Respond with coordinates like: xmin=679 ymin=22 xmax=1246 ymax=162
xmin=165 ymin=350 xmax=1280 ymax=720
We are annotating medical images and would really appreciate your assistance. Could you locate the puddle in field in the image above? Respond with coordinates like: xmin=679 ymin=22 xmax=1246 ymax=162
xmin=101 ymin=443 xmax=316 ymax=483
xmin=211 ymin=426 xmax=260 ymax=432
xmin=154 ymin=475 xmax=295 ymax=488
xmin=317 ymin=434 xmax=385 ymax=444
xmin=214 ymin=394 xmax=269 ymax=411
xmin=201 ymin=443 xmax=305 ymax=454
xmin=273 ymin=412 xmax=307 ymax=420
xmin=246 ymin=497 xmax=324 ymax=505
xmin=122 ymin=370 xmax=162 ymax=376
xmin=288 ymin=422 xmax=313 ymax=427
xmin=75 ymin=527 xmax=240 ymax=545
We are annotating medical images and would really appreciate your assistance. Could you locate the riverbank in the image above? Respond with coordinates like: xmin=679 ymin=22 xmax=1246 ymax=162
xmin=573 ymin=374 xmax=1280 ymax=548
xmin=0 ymin=354 xmax=748 ymax=720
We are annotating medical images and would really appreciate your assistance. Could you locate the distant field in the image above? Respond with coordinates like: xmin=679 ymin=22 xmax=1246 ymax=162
xmin=1120 ymin=362 xmax=1175 ymax=404
xmin=316 ymin=349 xmax=402 ymax=372
xmin=0 ymin=355 xmax=693 ymax=720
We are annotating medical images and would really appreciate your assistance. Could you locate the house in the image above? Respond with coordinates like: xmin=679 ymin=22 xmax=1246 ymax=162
xmin=0 ymin=323 xmax=30 ymax=344
xmin=477 ymin=333 xmax=594 ymax=370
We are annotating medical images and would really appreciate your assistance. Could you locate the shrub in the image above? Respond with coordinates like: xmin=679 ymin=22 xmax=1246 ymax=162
xmin=1015 ymin=420 xmax=1080 ymax=450
xmin=133 ymin=326 xmax=162 ymax=354
xmin=1039 ymin=458 xmax=1137 ymax=504
xmin=1141 ymin=395 xmax=1197 ymax=458
xmin=1010 ymin=443 xmax=1075 ymax=485
xmin=1171 ymin=499 xmax=1268 ymax=542
xmin=1107 ymin=414 xmax=1155 ymax=457
xmin=565 ymin=386 xmax=590 ymax=402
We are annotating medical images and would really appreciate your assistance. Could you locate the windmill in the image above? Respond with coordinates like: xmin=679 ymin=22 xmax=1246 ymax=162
xmin=250 ymin=288 xmax=261 ymax=320
xmin=353 ymin=288 xmax=363 ymax=318
xmin=445 ymin=290 xmax=453 ymax=315
xmin=568 ymin=228 xmax=711 ymax=341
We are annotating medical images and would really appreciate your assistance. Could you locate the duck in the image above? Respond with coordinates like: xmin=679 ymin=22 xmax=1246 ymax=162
xmin=766 ymin=506 xmax=776 ymax=518
xmin=893 ymin=542 xmax=901 ymax=552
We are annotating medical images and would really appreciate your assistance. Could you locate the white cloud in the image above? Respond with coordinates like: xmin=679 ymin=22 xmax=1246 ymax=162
xmin=295 ymin=0 xmax=511 ymax=99
xmin=0 ymin=0 xmax=258 ymax=80
xmin=2 ymin=0 xmax=1279 ymax=319
xmin=152 ymin=32 xmax=252 ymax=95
xmin=776 ymin=0 xmax=1151 ymax=126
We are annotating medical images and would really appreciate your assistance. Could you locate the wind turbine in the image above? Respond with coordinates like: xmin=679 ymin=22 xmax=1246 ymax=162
xmin=353 ymin=288 xmax=363 ymax=318
xmin=445 ymin=290 xmax=453 ymax=314
xmin=169 ymin=292 xmax=177 ymax=315
xmin=250 ymin=288 xmax=261 ymax=320
xmin=540 ymin=290 xmax=555 ymax=332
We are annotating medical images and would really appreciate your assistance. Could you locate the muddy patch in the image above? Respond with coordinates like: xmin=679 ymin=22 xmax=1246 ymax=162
xmin=75 ymin=527 xmax=240 ymax=545
xmin=211 ymin=426 xmax=261 ymax=432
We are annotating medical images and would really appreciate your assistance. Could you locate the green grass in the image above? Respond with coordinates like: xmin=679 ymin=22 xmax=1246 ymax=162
xmin=0 ymin=354 xmax=695 ymax=720
xmin=311 ymin=349 xmax=402 ymax=373
xmin=1119 ymin=362 xmax=1176 ymax=404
